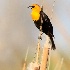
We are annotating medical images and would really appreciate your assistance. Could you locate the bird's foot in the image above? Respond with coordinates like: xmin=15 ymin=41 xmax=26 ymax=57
xmin=41 ymin=32 xmax=43 ymax=35
xmin=38 ymin=36 xmax=42 ymax=40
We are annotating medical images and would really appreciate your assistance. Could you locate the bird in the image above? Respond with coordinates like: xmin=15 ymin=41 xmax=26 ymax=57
xmin=28 ymin=4 xmax=56 ymax=50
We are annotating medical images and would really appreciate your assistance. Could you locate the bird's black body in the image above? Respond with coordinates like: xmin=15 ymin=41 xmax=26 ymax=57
xmin=34 ymin=11 xmax=56 ymax=50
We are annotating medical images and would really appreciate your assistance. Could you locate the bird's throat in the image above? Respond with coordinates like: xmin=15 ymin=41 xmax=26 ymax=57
xmin=31 ymin=10 xmax=40 ymax=21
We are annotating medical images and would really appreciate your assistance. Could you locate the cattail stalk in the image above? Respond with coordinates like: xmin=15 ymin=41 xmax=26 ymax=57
xmin=58 ymin=58 xmax=64 ymax=70
xmin=36 ymin=39 xmax=40 ymax=64
xmin=54 ymin=58 xmax=64 ymax=70
xmin=22 ymin=62 xmax=26 ymax=70
xmin=22 ymin=47 xmax=29 ymax=70
xmin=40 ymin=35 xmax=51 ymax=70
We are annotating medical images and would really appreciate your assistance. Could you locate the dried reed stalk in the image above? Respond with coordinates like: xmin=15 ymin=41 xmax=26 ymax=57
xmin=22 ymin=47 xmax=29 ymax=70
xmin=34 ymin=30 xmax=42 ymax=70
xmin=54 ymin=58 xmax=64 ymax=70
xmin=40 ymin=35 xmax=51 ymax=70
xmin=36 ymin=39 xmax=40 ymax=64
xmin=22 ymin=61 xmax=27 ymax=70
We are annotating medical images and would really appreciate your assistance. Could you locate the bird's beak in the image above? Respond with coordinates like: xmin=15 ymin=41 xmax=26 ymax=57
xmin=27 ymin=6 xmax=32 ymax=9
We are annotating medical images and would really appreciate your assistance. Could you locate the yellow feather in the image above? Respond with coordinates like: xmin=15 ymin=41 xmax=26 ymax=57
xmin=31 ymin=10 xmax=40 ymax=21
xmin=31 ymin=4 xmax=41 ymax=21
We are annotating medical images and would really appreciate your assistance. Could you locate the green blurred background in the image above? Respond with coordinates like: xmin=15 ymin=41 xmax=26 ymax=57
xmin=0 ymin=0 xmax=70 ymax=70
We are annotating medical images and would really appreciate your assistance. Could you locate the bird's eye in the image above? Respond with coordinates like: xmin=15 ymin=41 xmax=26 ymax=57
xmin=32 ymin=6 xmax=35 ymax=8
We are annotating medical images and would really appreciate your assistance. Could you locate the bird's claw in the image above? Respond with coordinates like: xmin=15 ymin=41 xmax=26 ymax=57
xmin=38 ymin=36 xmax=42 ymax=40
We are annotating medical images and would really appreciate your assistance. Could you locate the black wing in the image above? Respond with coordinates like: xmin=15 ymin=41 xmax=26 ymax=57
xmin=40 ymin=11 xmax=54 ymax=37
xmin=34 ymin=11 xmax=56 ymax=50
xmin=41 ymin=11 xmax=56 ymax=50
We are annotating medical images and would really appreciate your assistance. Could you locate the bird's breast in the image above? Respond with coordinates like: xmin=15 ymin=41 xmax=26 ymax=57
xmin=31 ymin=11 xmax=40 ymax=21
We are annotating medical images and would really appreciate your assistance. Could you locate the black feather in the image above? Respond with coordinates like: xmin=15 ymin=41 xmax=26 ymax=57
xmin=34 ymin=11 xmax=56 ymax=50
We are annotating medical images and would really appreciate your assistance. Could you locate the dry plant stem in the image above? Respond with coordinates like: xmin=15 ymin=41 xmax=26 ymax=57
xmin=54 ymin=59 xmax=60 ymax=70
xmin=25 ymin=47 xmax=29 ymax=61
xmin=47 ymin=49 xmax=51 ymax=70
xmin=54 ymin=58 xmax=64 ymax=70
xmin=58 ymin=58 xmax=64 ymax=70
xmin=40 ymin=35 xmax=51 ymax=70
xmin=22 ymin=62 xmax=26 ymax=70
xmin=36 ymin=39 xmax=40 ymax=64
xmin=22 ymin=47 xmax=29 ymax=70
xmin=51 ymin=0 xmax=56 ymax=20
xmin=36 ymin=26 xmax=43 ymax=64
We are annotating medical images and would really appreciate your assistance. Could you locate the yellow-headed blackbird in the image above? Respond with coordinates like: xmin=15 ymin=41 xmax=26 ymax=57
xmin=28 ymin=4 xmax=56 ymax=50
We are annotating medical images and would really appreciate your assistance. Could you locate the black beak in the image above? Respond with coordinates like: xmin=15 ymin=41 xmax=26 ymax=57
xmin=27 ymin=6 xmax=35 ymax=9
xmin=27 ymin=6 xmax=32 ymax=8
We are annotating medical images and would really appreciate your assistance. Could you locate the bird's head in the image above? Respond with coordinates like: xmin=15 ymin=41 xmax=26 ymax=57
xmin=28 ymin=4 xmax=41 ymax=12
xmin=28 ymin=4 xmax=41 ymax=21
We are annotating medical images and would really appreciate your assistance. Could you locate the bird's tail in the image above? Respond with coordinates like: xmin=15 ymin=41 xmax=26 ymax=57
xmin=48 ymin=33 xmax=56 ymax=50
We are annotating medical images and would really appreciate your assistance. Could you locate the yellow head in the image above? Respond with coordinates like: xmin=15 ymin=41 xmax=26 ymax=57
xmin=28 ymin=4 xmax=41 ymax=21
